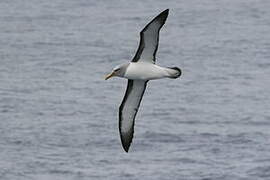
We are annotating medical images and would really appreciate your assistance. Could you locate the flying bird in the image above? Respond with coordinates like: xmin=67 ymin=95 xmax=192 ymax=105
xmin=105 ymin=9 xmax=182 ymax=152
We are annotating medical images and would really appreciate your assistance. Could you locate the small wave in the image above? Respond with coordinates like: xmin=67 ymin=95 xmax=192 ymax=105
xmin=143 ymin=131 xmax=184 ymax=143
xmin=200 ymin=133 xmax=219 ymax=137
xmin=49 ymin=169 xmax=73 ymax=175
xmin=248 ymin=166 xmax=270 ymax=178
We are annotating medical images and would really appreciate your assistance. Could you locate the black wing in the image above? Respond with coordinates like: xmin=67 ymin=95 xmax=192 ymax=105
xmin=119 ymin=80 xmax=147 ymax=152
xmin=132 ymin=9 xmax=169 ymax=64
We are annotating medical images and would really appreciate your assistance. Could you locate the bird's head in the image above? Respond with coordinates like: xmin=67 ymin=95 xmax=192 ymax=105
xmin=105 ymin=63 xmax=128 ymax=80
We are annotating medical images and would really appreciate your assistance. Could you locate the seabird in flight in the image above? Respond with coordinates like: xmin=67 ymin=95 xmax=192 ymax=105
xmin=105 ymin=9 xmax=182 ymax=152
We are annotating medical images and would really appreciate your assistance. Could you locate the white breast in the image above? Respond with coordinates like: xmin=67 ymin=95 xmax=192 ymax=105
xmin=124 ymin=62 xmax=169 ymax=80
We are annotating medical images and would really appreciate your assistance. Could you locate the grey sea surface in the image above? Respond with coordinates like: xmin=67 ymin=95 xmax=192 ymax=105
xmin=1 ymin=0 xmax=270 ymax=179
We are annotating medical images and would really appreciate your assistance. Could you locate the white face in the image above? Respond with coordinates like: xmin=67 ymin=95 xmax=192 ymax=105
xmin=105 ymin=63 xmax=129 ymax=80
xmin=112 ymin=65 xmax=122 ymax=76
xmin=113 ymin=65 xmax=121 ymax=75
xmin=113 ymin=65 xmax=121 ymax=71
xmin=105 ymin=65 xmax=122 ymax=80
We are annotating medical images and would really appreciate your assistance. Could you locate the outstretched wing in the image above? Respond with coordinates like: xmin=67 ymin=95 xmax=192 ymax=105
xmin=119 ymin=80 xmax=147 ymax=152
xmin=132 ymin=9 xmax=169 ymax=64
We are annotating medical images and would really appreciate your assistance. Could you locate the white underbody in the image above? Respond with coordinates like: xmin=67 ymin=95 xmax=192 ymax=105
xmin=123 ymin=61 xmax=176 ymax=80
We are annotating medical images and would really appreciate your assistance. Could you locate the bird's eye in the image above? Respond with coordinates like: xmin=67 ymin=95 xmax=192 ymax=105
xmin=115 ymin=68 xmax=120 ymax=72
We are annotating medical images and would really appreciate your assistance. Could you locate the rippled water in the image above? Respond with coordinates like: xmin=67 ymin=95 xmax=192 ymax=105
xmin=1 ymin=0 xmax=270 ymax=179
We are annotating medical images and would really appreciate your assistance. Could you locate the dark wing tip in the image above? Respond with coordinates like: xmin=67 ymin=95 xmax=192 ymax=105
xmin=122 ymin=141 xmax=130 ymax=153
xmin=123 ymin=146 xmax=129 ymax=153
xmin=132 ymin=9 xmax=170 ymax=62
xmin=149 ymin=9 xmax=169 ymax=30
xmin=158 ymin=9 xmax=169 ymax=21
xmin=120 ymin=131 xmax=134 ymax=153
xmin=163 ymin=9 xmax=169 ymax=15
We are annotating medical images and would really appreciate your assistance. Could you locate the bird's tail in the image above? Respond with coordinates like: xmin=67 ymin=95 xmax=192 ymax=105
xmin=167 ymin=67 xmax=182 ymax=79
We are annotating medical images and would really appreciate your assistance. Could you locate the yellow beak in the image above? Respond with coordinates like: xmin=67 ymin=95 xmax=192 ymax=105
xmin=105 ymin=72 xmax=115 ymax=80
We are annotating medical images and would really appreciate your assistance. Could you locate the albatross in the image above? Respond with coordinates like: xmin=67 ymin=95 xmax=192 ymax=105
xmin=105 ymin=9 xmax=182 ymax=152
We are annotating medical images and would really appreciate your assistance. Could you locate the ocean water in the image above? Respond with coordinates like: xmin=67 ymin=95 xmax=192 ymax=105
xmin=0 ymin=0 xmax=270 ymax=179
